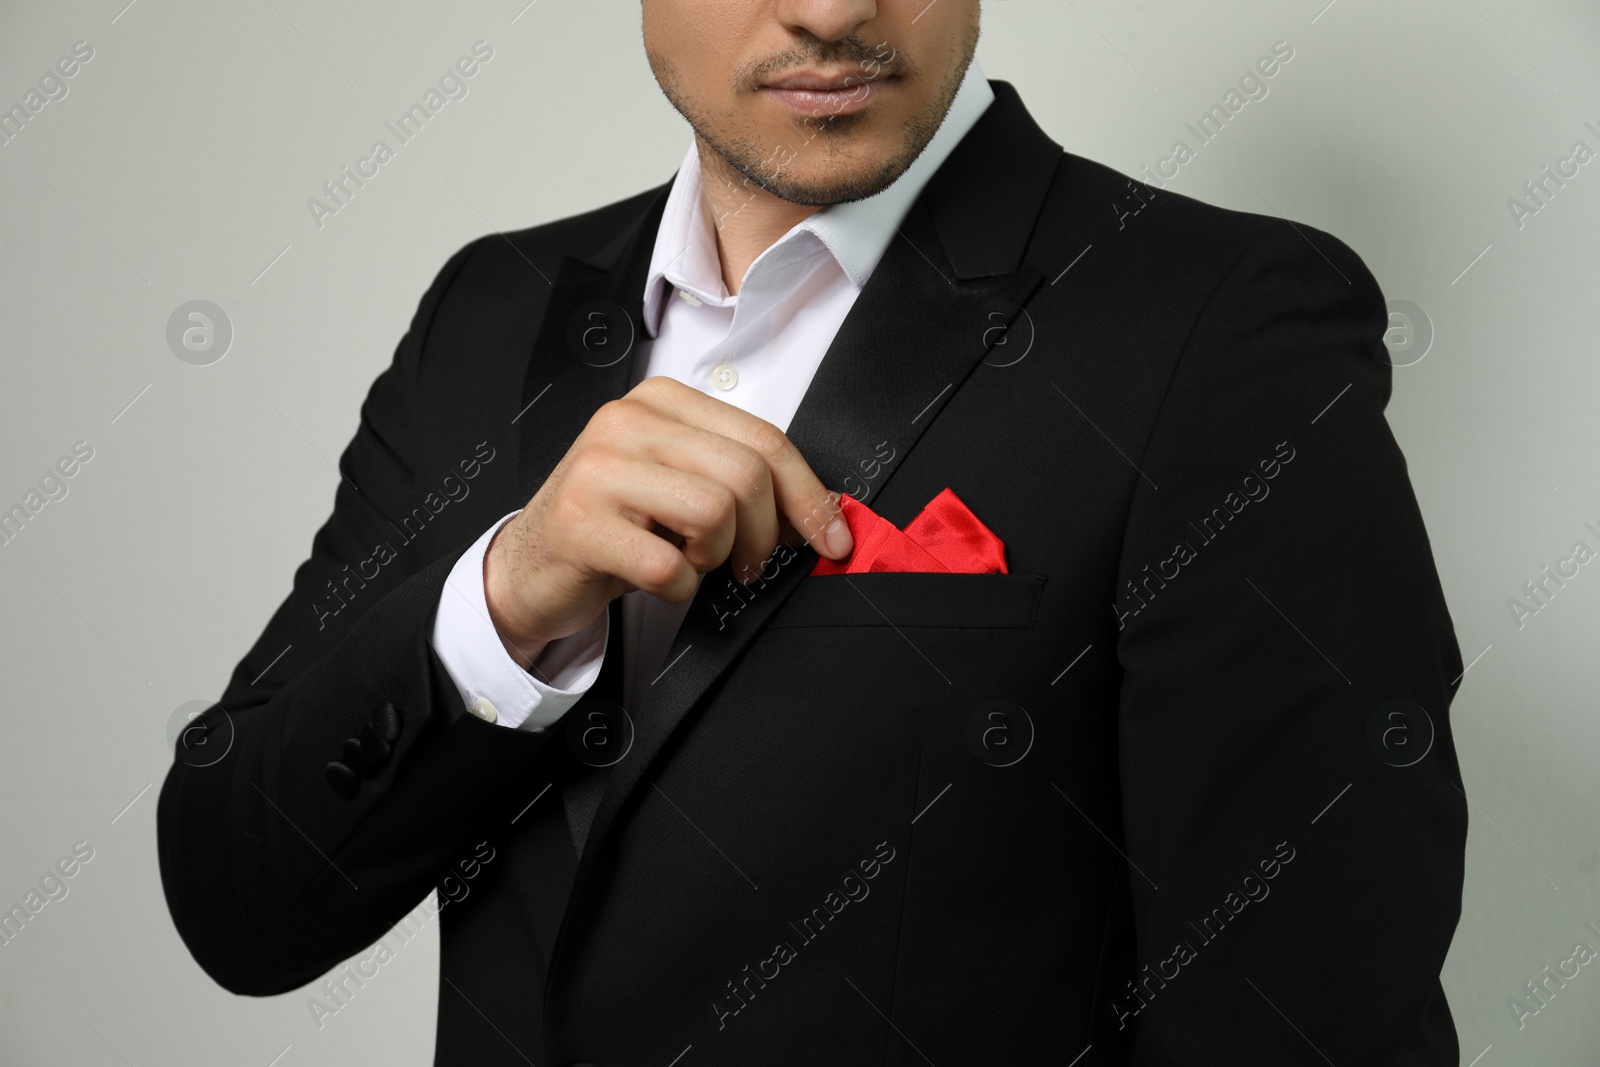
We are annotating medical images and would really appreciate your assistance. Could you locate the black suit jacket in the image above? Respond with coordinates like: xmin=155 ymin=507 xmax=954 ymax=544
xmin=157 ymin=81 xmax=1467 ymax=1065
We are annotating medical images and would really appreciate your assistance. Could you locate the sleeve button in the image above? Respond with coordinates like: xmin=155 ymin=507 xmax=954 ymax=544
xmin=342 ymin=737 xmax=379 ymax=777
xmin=359 ymin=722 xmax=393 ymax=768
xmin=325 ymin=761 xmax=360 ymax=798
xmin=369 ymin=701 xmax=403 ymax=743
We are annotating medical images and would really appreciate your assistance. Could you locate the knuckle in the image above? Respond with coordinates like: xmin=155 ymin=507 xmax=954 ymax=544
xmin=747 ymin=419 xmax=789 ymax=461
xmin=637 ymin=547 xmax=683 ymax=590
xmin=726 ymin=443 xmax=770 ymax=497
xmin=593 ymin=398 xmax=641 ymax=438
xmin=681 ymin=483 xmax=736 ymax=534
xmin=564 ymin=447 xmax=610 ymax=486
xmin=688 ymin=482 xmax=737 ymax=528
xmin=547 ymin=489 xmax=591 ymax=530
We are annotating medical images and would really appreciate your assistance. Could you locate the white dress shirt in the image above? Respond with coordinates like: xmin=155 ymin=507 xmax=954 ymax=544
xmin=430 ymin=62 xmax=995 ymax=732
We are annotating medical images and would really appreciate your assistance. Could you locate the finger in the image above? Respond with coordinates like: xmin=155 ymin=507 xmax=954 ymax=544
xmin=583 ymin=399 xmax=782 ymax=578
xmin=611 ymin=413 xmax=783 ymax=582
xmin=626 ymin=376 xmax=852 ymax=559
xmin=590 ymin=458 xmax=741 ymax=576
xmin=577 ymin=513 xmax=702 ymax=603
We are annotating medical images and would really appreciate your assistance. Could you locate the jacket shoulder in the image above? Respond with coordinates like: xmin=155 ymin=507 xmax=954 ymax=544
xmin=1040 ymin=149 xmax=1377 ymax=293
xmin=451 ymin=181 xmax=670 ymax=282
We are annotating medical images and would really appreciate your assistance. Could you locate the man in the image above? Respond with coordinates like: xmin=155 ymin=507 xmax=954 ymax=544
xmin=157 ymin=2 xmax=1468 ymax=1063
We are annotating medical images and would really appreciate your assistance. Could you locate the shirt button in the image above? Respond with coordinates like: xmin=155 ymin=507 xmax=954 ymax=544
xmin=711 ymin=362 xmax=738 ymax=390
xmin=469 ymin=696 xmax=499 ymax=724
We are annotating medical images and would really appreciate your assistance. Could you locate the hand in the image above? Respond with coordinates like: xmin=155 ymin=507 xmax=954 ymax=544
xmin=483 ymin=376 xmax=854 ymax=668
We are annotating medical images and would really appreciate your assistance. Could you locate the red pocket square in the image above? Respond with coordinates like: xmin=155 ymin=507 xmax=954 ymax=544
xmin=809 ymin=487 xmax=1008 ymax=576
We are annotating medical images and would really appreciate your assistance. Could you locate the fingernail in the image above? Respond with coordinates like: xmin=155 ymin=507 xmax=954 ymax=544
xmin=823 ymin=516 xmax=853 ymax=559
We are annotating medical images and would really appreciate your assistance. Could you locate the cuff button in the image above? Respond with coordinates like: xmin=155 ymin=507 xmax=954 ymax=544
xmin=325 ymin=761 xmax=360 ymax=798
xmin=359 ymin=722 xmax=393 ymax=768
xmin=342 ymin=737 xmax=379 ymax=777
xmin=370 ymin=701 xmax=403 ymax=744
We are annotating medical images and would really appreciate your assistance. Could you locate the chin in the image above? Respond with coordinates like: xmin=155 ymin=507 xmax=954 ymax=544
xmin=776 ymin=135 xmax=902 ymax=175
xmin=763 ymin=163 xmax=911 ymax=206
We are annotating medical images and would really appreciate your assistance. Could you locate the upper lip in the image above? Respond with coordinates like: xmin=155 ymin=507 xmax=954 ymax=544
xmin=761 ymin=69 xmax=892 ymax=91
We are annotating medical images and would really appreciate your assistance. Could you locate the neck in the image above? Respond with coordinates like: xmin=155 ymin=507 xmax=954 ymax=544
xmin=695 ymin=137 xmax=823 ymax=296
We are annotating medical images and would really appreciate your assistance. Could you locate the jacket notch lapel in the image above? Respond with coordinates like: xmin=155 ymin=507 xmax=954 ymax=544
xmin=513 ymin=185 xmax=671 ymax=502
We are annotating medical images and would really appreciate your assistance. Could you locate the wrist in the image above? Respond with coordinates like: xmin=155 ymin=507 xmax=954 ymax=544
xmin=483 ymin=522 xmax=551 ymax=670
xmin=495 ymin=628 xmax=548 ymax=672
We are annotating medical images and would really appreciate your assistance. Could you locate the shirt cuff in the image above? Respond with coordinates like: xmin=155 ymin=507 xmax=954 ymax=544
xmin=430 ymin=510 xmax=608 ymax=732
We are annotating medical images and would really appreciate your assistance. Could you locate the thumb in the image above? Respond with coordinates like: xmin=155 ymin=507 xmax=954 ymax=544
xmin=784 ymin=488 xmax=853 ymax=560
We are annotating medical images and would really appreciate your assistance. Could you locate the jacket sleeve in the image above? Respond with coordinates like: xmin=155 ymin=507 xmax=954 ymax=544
xmin=156 ymin=236 xmax=558 ymax=996
xmin=1111 ymin=224 xmax=1468 ymax=1063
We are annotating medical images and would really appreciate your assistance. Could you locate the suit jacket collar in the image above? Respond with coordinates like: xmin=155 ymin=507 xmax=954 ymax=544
xmin=518 ymin=77 xmax=1064 ymax=1028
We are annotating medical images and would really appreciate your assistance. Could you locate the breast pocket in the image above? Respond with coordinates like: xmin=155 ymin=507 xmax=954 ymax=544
xmin=767 ymin=572 xmax=1046 ymax=630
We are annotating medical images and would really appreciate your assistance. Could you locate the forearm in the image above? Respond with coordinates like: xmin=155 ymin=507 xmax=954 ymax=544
xmin=156 ymin=550 xmax=556 ymax=995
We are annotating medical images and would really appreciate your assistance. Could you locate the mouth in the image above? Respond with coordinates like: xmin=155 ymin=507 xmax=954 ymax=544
xmin=758 ymin=70 xmax=900 ymax=117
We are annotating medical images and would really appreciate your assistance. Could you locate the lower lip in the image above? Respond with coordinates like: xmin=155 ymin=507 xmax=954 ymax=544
xmin=760 ymin=79 xmax=892 ymax=117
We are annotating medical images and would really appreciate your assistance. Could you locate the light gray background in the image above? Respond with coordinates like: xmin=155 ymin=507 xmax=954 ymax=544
xmin=2 ymin=0 xmax=1597 ymax=1063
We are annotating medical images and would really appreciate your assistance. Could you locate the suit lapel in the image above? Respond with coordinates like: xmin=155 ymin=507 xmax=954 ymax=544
xmin=536 ymin=80 xmax=1066 ymax=1014
xmin=511 ymin=181 xmax=671 ymax=505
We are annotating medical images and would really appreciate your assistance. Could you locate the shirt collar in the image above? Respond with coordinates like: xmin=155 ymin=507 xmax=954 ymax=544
xmin=642 ymin=59 xmax=995 ymax=337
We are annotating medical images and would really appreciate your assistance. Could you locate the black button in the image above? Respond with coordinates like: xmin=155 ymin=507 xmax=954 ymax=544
xmin=324 ymin=761 xmax=359 ymax=798
xmin=370 ymin=701 xmax=403 ymax=744
xmin=341 ymin=738 xmax=377 ymax=777
xmin=359 ymin=722 xmax=393 ymax=769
